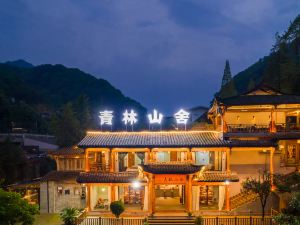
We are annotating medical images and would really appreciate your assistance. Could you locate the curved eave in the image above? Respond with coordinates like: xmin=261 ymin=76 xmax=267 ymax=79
xmin=76 ymin=172 xmax=145 ymax=184
xmin=78 ymin=144 xmax=229 ymax=148
xmin=140 ymin=164 xmax=203 ymax=175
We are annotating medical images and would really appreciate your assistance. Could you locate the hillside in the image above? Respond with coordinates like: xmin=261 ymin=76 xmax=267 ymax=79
xmin=0 ymin=62 xmax=147 ymax=133
xmin=219 ymin=15 xmax=300 ymax=98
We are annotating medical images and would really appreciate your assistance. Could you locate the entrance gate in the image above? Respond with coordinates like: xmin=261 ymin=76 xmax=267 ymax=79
xmin=153 ymin=174 xmax=188 ymax=212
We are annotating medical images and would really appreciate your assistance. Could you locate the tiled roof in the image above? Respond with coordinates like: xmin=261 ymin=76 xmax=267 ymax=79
xmin=224 ymin=132 xmax=300 ymax=140
xmin=41 ymin=171 xmax=80 ymax=182
xmin=78 ymin=131 xmax=229 ymax=148
xmin=77 ymin=172 xmax=144 ymax=183
xmin=141 ymin=163 xmax=202 ymax=174
xmin=196 ymin=171 xmax=239 ymax=182
xmin=218 ymin=95 xmax=300 ymax=106
xmin=78 ymin=131 xmax=276 ymax=148
xmin=227 ymin=139 xmax=277 ymax=147
xmin=49 ymin=146 xmax=84 ymax=156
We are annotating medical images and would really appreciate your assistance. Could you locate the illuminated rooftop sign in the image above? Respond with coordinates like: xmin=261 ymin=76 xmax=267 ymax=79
xmin=99 ymin=108 xmax=190 ymax=129
xmin=148 ymin=109 xmax=163 ymax=124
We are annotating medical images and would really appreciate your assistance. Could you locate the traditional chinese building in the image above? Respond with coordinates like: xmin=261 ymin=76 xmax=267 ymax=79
xmin=40 ymin=131 xmax=276 ymax=214
xmin=39 ymin=84 xmax=300 ymax=215
xmin=209 ymin=85 xmax=300 ymax=171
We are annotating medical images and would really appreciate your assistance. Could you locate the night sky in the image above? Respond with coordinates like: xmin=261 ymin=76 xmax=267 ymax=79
xmin=1 ymin=0 xmax=300 ymax=114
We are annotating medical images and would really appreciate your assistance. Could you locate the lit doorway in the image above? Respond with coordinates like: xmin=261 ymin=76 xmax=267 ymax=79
xmin=155 ymin=185 xmax=185 ymax=211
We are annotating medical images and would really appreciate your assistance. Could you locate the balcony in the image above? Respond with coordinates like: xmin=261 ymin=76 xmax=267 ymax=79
xmin=227 ymin=124 xmax=270 ymax=133
xmin=89 ymin=162 xmax=110 ymax=172
xmin=275 ymin=123 xmax=300 ymax=132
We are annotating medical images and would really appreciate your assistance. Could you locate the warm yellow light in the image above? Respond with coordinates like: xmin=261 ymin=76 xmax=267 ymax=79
xmin=132 ymin=181 xmax=141 ymax=188
xmin=86 ymin=130 xmax=220 ymax=134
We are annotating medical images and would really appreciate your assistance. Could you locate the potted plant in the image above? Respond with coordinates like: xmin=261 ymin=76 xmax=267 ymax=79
xmin=187 ymin=211 xmax=193 ymax=217
xmin=143 ymin=218 xmax=149 ymax=225
xmin=110 ymin=200 xmax=125 ymax=218
xmin=195 ymin=216 xmax=204 ymax=225
xmin=60 ymin=207 xmax=80 ymax=225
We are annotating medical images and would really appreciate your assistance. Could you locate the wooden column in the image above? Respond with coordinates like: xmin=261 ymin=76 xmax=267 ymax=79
xmin=221 ymin=106 xmax=227 ymax=132
xmin=270 ymin=147 xmax=275 ymax=188
xmin=109 ymin=149 xmax=114 ymax=172
xmin=226 ymin=148 xmax=230 ymax=172
xmin=270 ymin=109 xmax=276 ymax=132
xmin=85 ymin=150 xmax=89 ymax=172
xmin=187 ymin=175 xmax=193 ymax=212
xmin=187 ymin=149 xmax=192 ymax=162
xmin=149 ymin=149 xmax=154 ymax=162
xmin=151 ymin=175 xmax=156 ymax=214
xmin=148 ymin=174 xmax=153 ymax=214
xmin=225 ymin=185 xmax=230 ymax=211
xmin=55 ymin=157 xmax=60 ymax=171
xmin=87 ymin=185 xmax=91 ymax=211
xmin=111 ymin=185 xmax=116 ymax=202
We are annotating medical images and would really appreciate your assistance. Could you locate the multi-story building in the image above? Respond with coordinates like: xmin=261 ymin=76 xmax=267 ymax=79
xmin=40 ymin=131 xmax=275 ymax=214
xmin=39 ymin=84 xmax=300 ymax=215
xmin=209 ymin=85 xmax=300 ymax=171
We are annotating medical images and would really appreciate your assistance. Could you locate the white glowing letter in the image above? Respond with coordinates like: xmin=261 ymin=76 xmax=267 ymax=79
xmin=99 ymin=110 xmax=114 ymax=125
xmin=122 ymin=109 xmax=138 ymax=125
xmin=148 ymin=109 xmax=163 ymax=124
xmin=174 ymin=109 xmax=190 ymax=124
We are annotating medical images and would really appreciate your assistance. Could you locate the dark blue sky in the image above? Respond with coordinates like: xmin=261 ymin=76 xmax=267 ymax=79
xmin=1 ymin=0 xmax=300 ymax=114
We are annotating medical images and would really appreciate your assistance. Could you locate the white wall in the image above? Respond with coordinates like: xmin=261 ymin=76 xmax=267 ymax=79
xmin=225 ymin=112 xmax=271 ymax=125
xmin=229 ymin=149 xmax=281 ymax=197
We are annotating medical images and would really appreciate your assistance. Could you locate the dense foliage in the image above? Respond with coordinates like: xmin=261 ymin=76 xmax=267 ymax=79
xmin=273 ymin=192 xmax=300 ymax=225
xmin=51 ymin=102 xmax=83 ymax=147
xmin=60 ymin=208 xmax=81 ymax=225
xmin=0 ymin=188 xmax=39 ymax=225
xmin=0 ymin=62 xmax=147 ymax=136
xmin=110 ymin=200 xmax=125 ymax=218
xmin=0 ymin=139 xmax=27 ymax=185
xmin=219 ymin=14 xmax=300 ymax=98
xmin=274 ymin=173 xmax=300 ymax=193
xmin=0 ymin=138 xmax=56 ymax=185
xmin=242 ymin=172 xmax=272 ymax=219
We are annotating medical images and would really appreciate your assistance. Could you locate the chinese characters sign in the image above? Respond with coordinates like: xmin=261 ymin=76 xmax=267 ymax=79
xmin=99 ymin=108 xmax=190 ymax=128
xmin=155 ymin=175 xmax=186 ymax=184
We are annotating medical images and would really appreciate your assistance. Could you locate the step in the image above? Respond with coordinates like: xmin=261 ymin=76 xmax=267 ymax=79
xmin=148 ymin=216 xmax=195 ymax=225
xmin=148 ymin=221 xmax=194 ymax=223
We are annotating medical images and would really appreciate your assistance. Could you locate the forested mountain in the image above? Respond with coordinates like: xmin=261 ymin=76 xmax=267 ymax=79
xmin=0 ymin=62 xmax=147 ymax=145
xmin=219 ymin=15 xmax=300 ymax=98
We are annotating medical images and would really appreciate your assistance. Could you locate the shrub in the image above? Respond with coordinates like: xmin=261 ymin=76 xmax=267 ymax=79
xmin=60 ymin=207 xmax=80 ymax=225
xmin=143 ymin=218 xmax=149 ymax=225
xmin=110 ymin=200 xmax=125 ymax=218
xmin=195 ymin=216 xmax=204 ymax=225
xmin=0 ymin=188 xmax=39 ymax=225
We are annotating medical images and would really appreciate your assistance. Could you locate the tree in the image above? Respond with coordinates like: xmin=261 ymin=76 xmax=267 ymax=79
xmin=73 ymin=94 xmax=92 ymax=131
xmin=0 ymin=139 xmax=27 ymax=185
xmin=110 ymin=200 xmax=125 ymax=218
xmin=219 ymin=80 xmax=238 ymax=99
xmin=242 ymin=172 xmax=272 ymax=219
xmin=0 ymin=188 xmax=39 ymax=225
xmin=221 ymin=60 xmax=232 ymax=88
xmin=272 ymin=14 xmax=300 ymax=51
xmin=274 ymin=172 xmax=300 ymax=193
xmin=247 ymin=78 xmax=256 ymax=91
xmin=52 ymin=103 xmax=82 ymax=147
xmin=273 ymin=192 xmax=300 ymax=225
xmin=60 ymin=208 xmax=80 ymax=225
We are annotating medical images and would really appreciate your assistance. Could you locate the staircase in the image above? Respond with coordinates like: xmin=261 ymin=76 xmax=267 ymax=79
xmin=148 ymin=216 xmax=195 ymax=225
xmin=229 ymin=192 xmax=258 ymax=210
